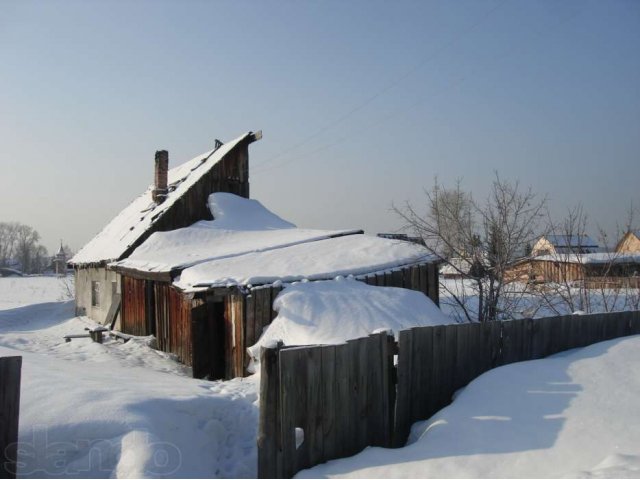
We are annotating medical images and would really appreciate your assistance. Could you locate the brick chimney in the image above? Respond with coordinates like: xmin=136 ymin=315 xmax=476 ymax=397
xmin=152 ymin=150 xmax=168 ymax=203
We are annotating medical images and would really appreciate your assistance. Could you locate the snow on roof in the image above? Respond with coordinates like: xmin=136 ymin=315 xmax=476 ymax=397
xmin=112 ymin=193 xmax=360 ymax=273
xmin=533 ymin=252 xmax=640 ymax=265
xmin=70 ymin=133 xmax=253 ymax=266
xmin=543 ymin=234 xmax=599 ymax=248
xmin=247 ymin=278 xmax=452 ymax=363
xmin=174 ymin=233 xmax=435 ymax=291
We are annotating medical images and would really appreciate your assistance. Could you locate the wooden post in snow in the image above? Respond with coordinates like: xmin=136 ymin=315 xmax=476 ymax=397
xmin=0 ymin=356 xmax=21 ymax=479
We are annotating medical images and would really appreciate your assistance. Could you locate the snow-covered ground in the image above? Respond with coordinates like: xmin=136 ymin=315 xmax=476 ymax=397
xmin=2 ymin=276 xmax=639 ymax=478
xmin=299 ymin=335 xmax=640 ymax=478
xmin=440 ymin=278 xmax=640 ymax=322
xmin=0 ymin=276 xmax=259 ymax=478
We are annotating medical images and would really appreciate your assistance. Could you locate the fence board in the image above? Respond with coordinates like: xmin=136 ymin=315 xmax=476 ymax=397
xmin=393 ymin=329 xmax=413 ymax=447
xmin=258 ymin=345 xmax=282 ymax=478
xmin=321 ymin=346 xmax=337 ymax=461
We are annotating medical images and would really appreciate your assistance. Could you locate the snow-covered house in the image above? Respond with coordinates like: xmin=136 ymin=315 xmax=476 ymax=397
xmin=111 ymin=193 xmax=439 ymax=380
xmin=615 ymin=230 xmax=640 ymax=254
xmin=69 ymin=131 xmax=261 ymax=325
xmin=531 ymin=235 xmax=599 ymax=256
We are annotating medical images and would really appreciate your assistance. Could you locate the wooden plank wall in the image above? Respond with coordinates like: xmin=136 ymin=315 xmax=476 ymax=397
xmin=360 ymin=263 xmax=439 ymax=305
xmin=121 ymin=276 xmax=148 ymax=336
xmin=259 ymin=310 xmax=640 ymax=478
xmin=225 ymin=294 xmax=246 ymax=379
xmin=393 ymin=310 xmax=640 ymax=446
xmin=243 ymin=286 xmax=284 ymax=374
xmin=155 ymin=284 xmax=193 ymax=365
xmin=0 ymin=356 xmax=21 ymax=480
xmin=259 ymin=332 xmax=394 ymax=479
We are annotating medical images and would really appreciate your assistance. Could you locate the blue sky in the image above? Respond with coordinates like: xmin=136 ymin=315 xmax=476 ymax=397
xmin=1 ymin=0 xmax=638 ymax=253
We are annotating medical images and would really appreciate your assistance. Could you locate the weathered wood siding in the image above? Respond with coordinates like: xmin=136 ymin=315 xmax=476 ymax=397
xmin=121 ymin=276 xmax=149 ymax=336
xmin=225 ymin=294 xmax=246 ymax=379
xmin=155 ymin=284 xmax=193 ymax=365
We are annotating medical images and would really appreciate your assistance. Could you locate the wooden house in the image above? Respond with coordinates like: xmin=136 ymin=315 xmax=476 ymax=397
xmin=69 ymin=131 xmax=261 ymax=326
xmin=616 ymin=230 xmax=640 ymax=254
xmin=505 ymin=253 xmax=640 ymax=286
xmin=110 ymin=193 xmax=440 ymax=380
xmin=531 ymin=235 xmax=599 ymax=256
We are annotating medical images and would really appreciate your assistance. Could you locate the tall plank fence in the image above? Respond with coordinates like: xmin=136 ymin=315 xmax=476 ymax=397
xmin=258 ymin=310 xmax=640 ymax=478
xmin=0 ymin=356 xmax=22 ymax=479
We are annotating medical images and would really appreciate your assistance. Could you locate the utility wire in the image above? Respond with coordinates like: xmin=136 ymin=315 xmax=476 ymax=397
xmin=253 ymin=0 xmax=506 ymax=170
xmin=253 ymin=2 xmax=585 ymax=177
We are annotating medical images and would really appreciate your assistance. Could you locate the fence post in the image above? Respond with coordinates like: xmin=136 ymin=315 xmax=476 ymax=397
xmin=1 ymin=356 xmax=21 ymax=480
xmin=258 ymin=343 xmax=282 ymax=479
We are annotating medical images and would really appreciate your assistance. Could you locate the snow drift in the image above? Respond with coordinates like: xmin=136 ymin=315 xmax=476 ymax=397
xmin=247 ymin=279 xmax=452 ymax=364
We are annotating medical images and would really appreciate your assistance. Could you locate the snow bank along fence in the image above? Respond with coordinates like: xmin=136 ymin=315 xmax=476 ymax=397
xmin=0 ymin=356 xmax=21 ymax=479
xmin=258 ymin=310 xmax=640 ymax=478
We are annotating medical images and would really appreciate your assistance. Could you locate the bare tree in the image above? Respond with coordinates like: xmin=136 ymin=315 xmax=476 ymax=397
xmin=394 ymin=173 xmax=547 ymax=322
xmin=0 ymin=222 xmax=19 ymax=267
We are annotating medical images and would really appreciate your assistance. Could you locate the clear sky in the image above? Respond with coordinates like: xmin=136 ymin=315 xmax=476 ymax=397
xmin=1 ymin=0 xmax=639 ymax=254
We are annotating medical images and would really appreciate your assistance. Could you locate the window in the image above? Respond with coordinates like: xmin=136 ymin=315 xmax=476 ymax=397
xmin=111 ymin=281 xmax=117 ymax=296
xmin=91 ymin=281 xmax=101 ymax=307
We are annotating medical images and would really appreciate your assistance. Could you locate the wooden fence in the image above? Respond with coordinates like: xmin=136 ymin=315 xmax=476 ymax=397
xmin=0 ymin=356 xmax=22 ymax=479
xmin=258 ymin=310 xmax=640 ymax=478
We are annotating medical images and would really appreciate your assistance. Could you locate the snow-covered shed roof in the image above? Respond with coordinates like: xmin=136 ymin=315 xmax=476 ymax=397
xmin=112 ymin=193 xmax=361 ymax=276
xmin=70 ymin=132 xmax=255 ymax=266
xmin=174 ymin=233 xmax=435 ymax=292
xmin=111 ymin=192 xmax=435 ymax=289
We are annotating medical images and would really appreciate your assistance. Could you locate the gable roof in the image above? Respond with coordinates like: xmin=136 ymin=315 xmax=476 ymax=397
xmin=70 ymin=132 xmax=255 ymax=266
xmin=110 ymin=193 xmax=434 ymax=288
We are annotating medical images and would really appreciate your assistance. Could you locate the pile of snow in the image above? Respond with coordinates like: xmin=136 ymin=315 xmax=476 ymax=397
xmin=70 ymin=133 xmax=254 ymax=265
xmin=176 ymin=235 xmax=433 ymax=291
xmin=247 ymin=279 xmax=451 ymax=363
xmin=113 ymin=193 xmax=360 ymax=273
xmin=299 ymin=335 xmax=640 ymax=479
xmin=207 ymin=192 xmax=296 ymax=231
xmin=533 ymin=252 xmax=640 ymax=265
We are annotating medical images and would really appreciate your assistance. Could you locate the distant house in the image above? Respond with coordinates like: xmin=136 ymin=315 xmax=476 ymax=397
xmin=505 ymin=252 xmax=640 ymax=286
xmin=72 ymin=131 xmax=441 ymax=380
xmin=531 ymin=235 xmax=599 ymax=256
xmin=69 ymin=131 xmax=261 ymax=326
xmin=616 ymin=230 xmax=640 ymax=254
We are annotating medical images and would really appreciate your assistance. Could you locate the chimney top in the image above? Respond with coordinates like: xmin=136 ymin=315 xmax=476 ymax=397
xmin=152 ymin=150 xmax=169 ymax=203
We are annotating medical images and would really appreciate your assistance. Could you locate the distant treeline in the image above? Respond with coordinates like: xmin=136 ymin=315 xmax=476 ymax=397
xmin=0 ymin=222 xmax=65 ymax=274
